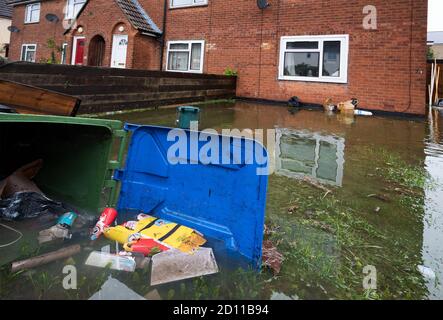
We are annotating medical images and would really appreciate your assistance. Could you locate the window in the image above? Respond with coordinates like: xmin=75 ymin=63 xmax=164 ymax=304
xmin=65 ymin=0 xmax=86 ymax=19
xmin=170 ymin=0 xmax=207 ymax=9
xmin=61 ymin=43 xmax=68 ymax=64
xmin=279 ymin=35 xmax=349 ymax=83
xmin=24 ymin=3 xmax=40 ymax=23
xmin=167 ymin=41 xmax=204 ymax=73
xmin=21 ymin=44 xmax=37 ymax=62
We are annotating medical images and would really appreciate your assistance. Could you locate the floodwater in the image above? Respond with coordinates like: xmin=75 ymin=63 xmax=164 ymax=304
xmin=1 ymin=101 xmax=443 ymax=300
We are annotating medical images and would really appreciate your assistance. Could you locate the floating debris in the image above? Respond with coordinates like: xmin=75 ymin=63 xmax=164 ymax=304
xmin=262 ymin=240 xmax=284 ymax=274
xmin=150 ymin=247 xmax=219 ymax=286
xmin=144 ymin=289 xmax=162 ymax=300
xmin=89 ymin=276 xmax=145 ymax=300
xmin=367 ymin=194 xmax=391 ymax=202
xmin=85 ymin=251 xmax=136 ymax=272
xmin=270 ymin=291 xmax=299 ymax=300
xmin=11 ymin=244 xmax=81 ymax=273
xmin=417 ymin=265 xmax=436 ymax=280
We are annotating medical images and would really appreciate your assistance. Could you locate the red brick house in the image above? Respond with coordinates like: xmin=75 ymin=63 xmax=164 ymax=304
xmin=6 ymin=0 xmax=428 ymax=115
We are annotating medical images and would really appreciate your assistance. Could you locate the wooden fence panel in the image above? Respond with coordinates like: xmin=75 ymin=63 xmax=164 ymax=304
xmin=0 ymin=62 xmax=237 ymax=114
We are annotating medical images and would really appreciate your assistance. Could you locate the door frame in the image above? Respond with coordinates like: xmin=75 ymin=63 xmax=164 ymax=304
xmin=71 ymin=36 xmax=86 ymax=66
xmin=110 ymin=34 xmax=128 ymax=68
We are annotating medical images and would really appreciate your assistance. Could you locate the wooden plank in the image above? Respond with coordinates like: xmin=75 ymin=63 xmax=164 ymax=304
xmin=0 ymin=79 xmax=81 ymax=116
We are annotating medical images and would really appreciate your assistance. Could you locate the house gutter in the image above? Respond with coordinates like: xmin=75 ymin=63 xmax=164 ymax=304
xmin=159 ymin=0 xmax=168 ymax=71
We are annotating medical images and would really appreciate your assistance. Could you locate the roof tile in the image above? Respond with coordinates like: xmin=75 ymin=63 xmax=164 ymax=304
xmin=116 ymin=0 xmax=161 ymax=36
xmin=0 ymin=0 xmax=12 ymax=18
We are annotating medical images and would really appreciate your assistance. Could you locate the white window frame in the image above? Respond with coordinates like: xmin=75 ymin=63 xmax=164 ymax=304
xmin=166 ymin=40 xmax=205 ymax=73
xmin=278 ymin=35 xmax=349 ymax=84
xmin=24 ymin=3 xmax=40 ymax=24
xmin=170 ymin=0 xmax=208 ymax=9
xmin=65 ymin=0 xmax=86 ymax=19
xmin=21 ymin=44 xmax=37 ymax=62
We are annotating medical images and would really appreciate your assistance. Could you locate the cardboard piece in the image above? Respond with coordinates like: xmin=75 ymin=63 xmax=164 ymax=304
xmin=150 ymin=247 xmax=219 ymax=286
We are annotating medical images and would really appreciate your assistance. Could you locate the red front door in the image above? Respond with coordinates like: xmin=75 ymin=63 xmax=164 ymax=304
xmin=74 ymin=38 xmax=85 ymax=65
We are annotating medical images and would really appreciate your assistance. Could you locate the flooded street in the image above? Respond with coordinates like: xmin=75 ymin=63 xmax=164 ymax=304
xmin=1 ymin=101 xmax=443 ymax=300
xmin=423 ymin=109 xmax=443 ymax=299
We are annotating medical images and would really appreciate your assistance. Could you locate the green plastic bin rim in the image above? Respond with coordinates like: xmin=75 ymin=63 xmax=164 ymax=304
xmin=0 ymin=114 xmax=123 ymax=131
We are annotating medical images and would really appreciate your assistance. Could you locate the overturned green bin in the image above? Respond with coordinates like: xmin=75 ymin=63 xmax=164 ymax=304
xmin=0 ymin=114 xmax=126 ymax=214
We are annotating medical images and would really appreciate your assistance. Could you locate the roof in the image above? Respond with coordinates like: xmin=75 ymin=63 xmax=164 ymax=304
xmin=428 ymin=31 xmax=443 ymax=45
xmin=0 ymin=0 xmax=12 ymax=18
xmin=5 ymin=0 xmax=46 ymax=6
xmin=116 ymin=0 xmax=161 ymax=36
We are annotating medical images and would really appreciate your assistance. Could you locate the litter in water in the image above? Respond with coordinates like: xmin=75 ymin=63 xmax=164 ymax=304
xmin=11 ymin=244 xmax=81 ymax=273
xmin=262 ymin=240 xmax=284 ymax=275
xmin=90 ymin=208 xmax=118 ymax=241
xmin=89 ymin=276 xmax=145 ymax=300
xmin=354 ymin=110 xmax=373 ymax=116
xmin=418 ymin=265 xmax=436 ymax=280
xmin=85 ymin=251 xmax=137 ymax=272
xmin=103 ymin=214 xmax=206 ymax=254
xmin=144 ymin=289 xmax=162 ymax=300
xmin=150 ymin=247 xmax=219 ymax=286
xmin=0 ymin=160 xmax=68 ymax=220
xmin=0 ymin=192 xmax=66 ymax=221
xmin=123 ymin=238 xmax=170 ymax=256
xmin=270 ymin=291 xmax=299 ymax=300
xmin=38 ymin=224 xmax=71 ymax=244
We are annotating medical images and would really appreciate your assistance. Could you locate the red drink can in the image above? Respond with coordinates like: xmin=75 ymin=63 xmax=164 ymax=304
xmin=90 ymin=208 xmax=118 ymax=240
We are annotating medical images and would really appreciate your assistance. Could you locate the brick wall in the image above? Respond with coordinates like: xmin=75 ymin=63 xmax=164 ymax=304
xmin=9 ymin=0 xmax=161 ymax=69
xmin=132 ymin=33 xmax=161 ymax=70
xmin=164 ymin=0 xmax=428 ymax=115
xmin=8 ymin=0 xmax=428 ymax=115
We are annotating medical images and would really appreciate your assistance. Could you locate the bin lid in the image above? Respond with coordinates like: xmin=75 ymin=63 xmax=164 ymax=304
xmin=115 ymin=124 xmax=268 ymax=268
xmin=177 ymin=106 xmax=200 ymax=113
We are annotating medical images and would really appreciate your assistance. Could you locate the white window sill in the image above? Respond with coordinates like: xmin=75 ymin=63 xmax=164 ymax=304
xmin=166 ymin=69 xmax=203 ymax=74
xmin=278 ymin=76 xmax=347 ymax=84
xmin=169 ymin=4 xmax=208 ymax=10
xmin=24 ymin=21 xmax=40 ymax=24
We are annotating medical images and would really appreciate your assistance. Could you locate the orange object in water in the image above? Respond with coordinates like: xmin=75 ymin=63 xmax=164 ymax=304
xmin=123 ymin=238 xmax=170 ymax=256
xmin=91 ymin=208 xmax=118 ymax=240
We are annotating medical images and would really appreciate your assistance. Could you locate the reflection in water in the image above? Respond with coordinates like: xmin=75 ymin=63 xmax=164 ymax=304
xmin=275 ymin=129 xmax=345 ymax=186
xmin=423 ymin=109 xmax=443 ymax=299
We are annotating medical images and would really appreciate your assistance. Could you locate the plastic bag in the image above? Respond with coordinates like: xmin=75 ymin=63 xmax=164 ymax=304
xmin=0 ymin=192 xmax=67 ymax=221
xmin=288 ymin=96 xmax=301 ymax=108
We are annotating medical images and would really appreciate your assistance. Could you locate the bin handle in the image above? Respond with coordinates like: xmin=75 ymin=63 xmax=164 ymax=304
xmin=107 ymin=129 xmax=128 ymax=208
